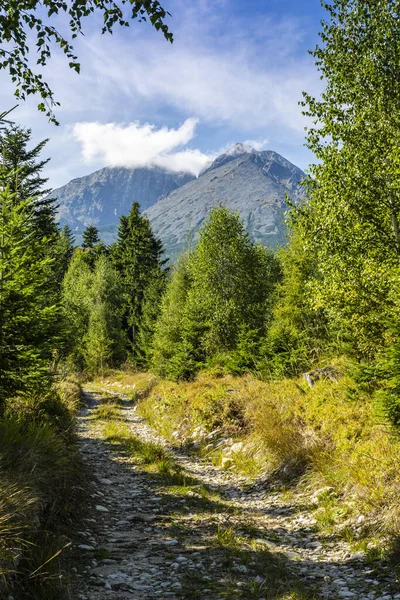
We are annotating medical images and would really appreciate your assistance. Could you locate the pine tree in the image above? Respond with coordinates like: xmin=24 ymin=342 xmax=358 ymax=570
xmin=112 ymin=202 xmax=167 ymax=361
xmin=81 ymin=224 xmax=108 ymax=269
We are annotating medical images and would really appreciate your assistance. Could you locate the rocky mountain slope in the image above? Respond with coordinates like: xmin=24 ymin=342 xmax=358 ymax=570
xmin=55 ymin=166 xmax=195 ymax=240
xmin=145 ymin=144 xmax=305 ymax=258
xmin=54 ymin=144 xmax=305 ymax=255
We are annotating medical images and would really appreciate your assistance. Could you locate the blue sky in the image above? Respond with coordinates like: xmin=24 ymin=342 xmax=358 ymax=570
xmin=0 ymin=0 xmax=326 ymax=189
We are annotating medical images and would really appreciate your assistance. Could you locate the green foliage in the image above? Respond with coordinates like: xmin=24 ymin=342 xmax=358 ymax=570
xmin=0 ymin=184 xmax=60 ymax=407
xmin=300 ymin=0 xmax=400 ymax=358
xmin=111 ymin=201 xmax=167 ymax=364
xmin=81 ymin=224 xmax=108 ymax=268
xmin=260 ymin=224 xmax=328 ymax=377
xmin=152 ymin=252 xmax=194 ymax=379
xmin=62 ymin=252 xmax=126 ymax=372
xmin=82 ymin=224 xmax=100 ymax=248
xmin=152 ymin=208 xmax=281 ymax=379
xmin=0 ymin=377 xmax=84 ymax=598
xmin=0 ymin=1 xmax=173 ymax=123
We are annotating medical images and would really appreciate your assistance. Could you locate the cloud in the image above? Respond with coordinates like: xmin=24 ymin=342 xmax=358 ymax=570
xmin=0 ymin=0 xmax=321 ymax=188
xmin=243 ymin=138 xmax=269 ymax=152
xmin=72 ymin=118 xmax=215 ymax=175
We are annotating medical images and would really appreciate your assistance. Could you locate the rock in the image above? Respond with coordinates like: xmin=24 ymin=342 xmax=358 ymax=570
xmin=95 ymin=505 xmax=109 ymax=512
xmin=102 ymin=558 xmax=118 ymax=565
xmin=255 ymin=539 xmax=277 ymax=549
xmin=357 ymin=514 xmax=366 ymax=524
xmin=78 ymin=544 xmax=95 ymax=551
xmin=283 ymin=551 xmax=302 ymax=560
xmin=233 ymin=564 xmax=248 ymax=573
xmin=230 ymin=441 xmax=244 ymax=454
xmin=164 ymin=539 xmax=179 ymax=546
xmin=98 ymin=478 xmax=113 ymax=485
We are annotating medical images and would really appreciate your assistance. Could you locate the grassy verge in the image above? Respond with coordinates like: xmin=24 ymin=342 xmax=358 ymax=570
xmin=0 ymin=376 xmax=86 ymax=599
xmin=107 ymin=364 xmax=400 ymax=563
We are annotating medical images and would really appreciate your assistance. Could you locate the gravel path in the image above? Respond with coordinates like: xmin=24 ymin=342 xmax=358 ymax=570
xmin=71 ymin=390 xmax=400 ymax=600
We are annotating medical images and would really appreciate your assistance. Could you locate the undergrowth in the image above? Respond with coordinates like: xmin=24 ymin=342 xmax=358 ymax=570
xmin=106 ymin=363 xmax=400 ymax=557
xmin=0 ymin=376 xmax=85 ymax=599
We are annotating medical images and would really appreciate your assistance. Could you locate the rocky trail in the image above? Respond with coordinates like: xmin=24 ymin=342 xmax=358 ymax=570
xmin=70 ymin=389 xmax=400 ymax=600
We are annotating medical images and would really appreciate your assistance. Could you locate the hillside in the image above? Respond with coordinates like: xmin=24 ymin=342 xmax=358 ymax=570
xmin=145 ymin=144 xmax=305 ymax=258
xmin=54 ymin=166 xmax=195 ymax=242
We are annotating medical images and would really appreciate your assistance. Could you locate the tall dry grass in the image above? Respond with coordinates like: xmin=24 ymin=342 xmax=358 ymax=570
xmin=132 ymin=365 xmax=400 ymax=546
xmin=0 ymin=376 xmax=85 ymax=599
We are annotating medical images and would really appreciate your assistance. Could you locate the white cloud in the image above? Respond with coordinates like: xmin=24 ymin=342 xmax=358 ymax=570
xmin=0 ymin=0 xmax=321 ymax=187
xmin=72 ymin=118 xmax=215 ymax=175
xmin=243 ymin=138 xmax=269 ymax=152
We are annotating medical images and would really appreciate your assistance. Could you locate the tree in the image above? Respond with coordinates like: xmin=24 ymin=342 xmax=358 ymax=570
xmin=84 ymin=256 xmax=126 ymax=373
xmin=62 ymin=251 xmax=126 ymax=372
xmin=0 ymin=1 xmax=173 ymax=123
xmin=111 ymin=201 xmax=167 ymax=361
xmin=0 ymin=125 xmax=58 ymax=240
xmin=152 ymin=208 xmax=281 ymax=379
xmin=152 ymin=252 xmax=193 ymax=379
xmin=81 ymin=224 xmax=107 ymax=269
xmin=55 ymin=224 xmax=75 ymax=283
xmin=260 ymin=220 xmax=328 ymax=377
xmin=300 ymin=0 xmax=400 ymax=357
xmin=0 ymin=184 xmax=60 ymax=407
xmin=82 ymin=224 xmax=100 ymax=249
xmin=185 ymin=207 xmax=279 ymax=358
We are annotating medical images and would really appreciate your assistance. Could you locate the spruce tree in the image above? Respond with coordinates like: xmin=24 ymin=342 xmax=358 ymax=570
xmin=81 ymin=224 xmax=108 ymax=269
xmin=0 ymin=125 xmax=58 ymax=240
xmin=0 ymin=184 xmax=60 ymax=408
xmin=82 ymin=225 xmax=100 ymax=249
xmin=112 ymin=202 xmax=168 ymax=361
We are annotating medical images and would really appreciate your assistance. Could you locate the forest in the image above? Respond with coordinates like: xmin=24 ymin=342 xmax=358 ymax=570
xmin=1 ymin=0 xmax=400 ymax=598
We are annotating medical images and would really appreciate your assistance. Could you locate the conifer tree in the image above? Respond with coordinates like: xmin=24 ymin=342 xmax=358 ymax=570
xmin=152 ymin=208 xmax=281 ymax=379
xmin=0 ymin=183 xmax=60 ymax=408
xmin=112 ymin=202 xmax=167 ymax=361
xmin=82 ymin=224 xmax=100 ymax=249
xmin=0 ymin=125 xmax=58 ymax=240
xmin=81 ymin=224 xmax=108 ymax=269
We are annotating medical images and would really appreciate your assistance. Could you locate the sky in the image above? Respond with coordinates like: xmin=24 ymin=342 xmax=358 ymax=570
xmin=0 ymin=0 xmax=326 ymax=190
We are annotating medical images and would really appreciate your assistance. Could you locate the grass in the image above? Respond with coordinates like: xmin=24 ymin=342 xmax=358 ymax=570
xmin=126 ymin=361 xmax=400 ymax=555
xmin=0 ymin=376 xmax=85 ymax=599
xmin=87 ymin=370 xmax=157 ymax=401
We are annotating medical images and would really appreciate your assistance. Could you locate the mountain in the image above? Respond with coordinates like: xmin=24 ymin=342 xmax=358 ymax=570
xmin=54 ymin=144 xmax=305 ymax=255
xmin=54 ymin=166 xmax=195 ymax=243
xmin=144 ymin=145 xmax=305 ymax=259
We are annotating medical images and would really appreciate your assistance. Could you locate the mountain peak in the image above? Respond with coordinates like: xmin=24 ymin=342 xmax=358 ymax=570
xmin=207 ymin=142 xmax=257 ymax=172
